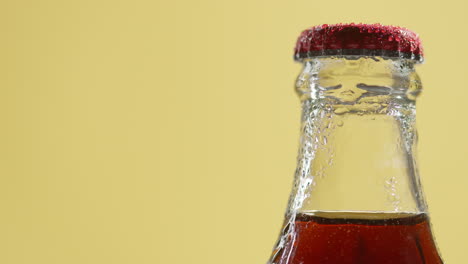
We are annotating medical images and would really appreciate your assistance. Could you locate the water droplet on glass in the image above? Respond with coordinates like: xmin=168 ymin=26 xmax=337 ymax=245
xmin=334 ymin=107 xmax=349 ymax=114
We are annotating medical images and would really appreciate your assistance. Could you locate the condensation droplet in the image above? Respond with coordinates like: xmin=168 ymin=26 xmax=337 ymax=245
xmin=334 ymin=107 xmax=349 ymax=114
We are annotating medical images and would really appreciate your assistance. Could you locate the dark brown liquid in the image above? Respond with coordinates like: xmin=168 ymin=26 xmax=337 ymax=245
xmin=270 ymin=212 xmax=443 ymax=264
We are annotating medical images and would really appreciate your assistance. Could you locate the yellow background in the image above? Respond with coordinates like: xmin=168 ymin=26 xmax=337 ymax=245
xmin=0 ymin=0 xmax=465 ymax=263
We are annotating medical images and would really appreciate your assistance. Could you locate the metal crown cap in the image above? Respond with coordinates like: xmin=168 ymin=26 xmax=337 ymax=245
xmin=294 ymin=23 xmax=424 ymax=62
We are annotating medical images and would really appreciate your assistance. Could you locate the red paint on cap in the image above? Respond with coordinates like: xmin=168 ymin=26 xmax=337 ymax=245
xmin=294 ymin=23 xmax=423 ymax=62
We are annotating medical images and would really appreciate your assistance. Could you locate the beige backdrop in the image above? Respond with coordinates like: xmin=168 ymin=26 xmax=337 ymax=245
xmin=0 ymin=0 xmax=465 ymax=263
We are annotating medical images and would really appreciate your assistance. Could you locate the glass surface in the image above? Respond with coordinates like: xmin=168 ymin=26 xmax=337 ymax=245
xmin=268 ymin=57 xmax=443 ymax=264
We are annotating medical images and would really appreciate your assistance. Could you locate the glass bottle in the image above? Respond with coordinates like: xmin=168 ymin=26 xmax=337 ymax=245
xmin=268 ymin=24 xmax=444 ymax=264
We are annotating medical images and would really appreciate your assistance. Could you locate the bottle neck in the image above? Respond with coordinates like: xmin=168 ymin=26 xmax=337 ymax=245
xmin=288 ymin=57 xmax=426 ymax=215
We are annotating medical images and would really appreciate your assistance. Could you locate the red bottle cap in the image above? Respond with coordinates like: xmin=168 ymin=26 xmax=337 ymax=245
xmin=294 ymin=23 xmax=424 ymax=62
